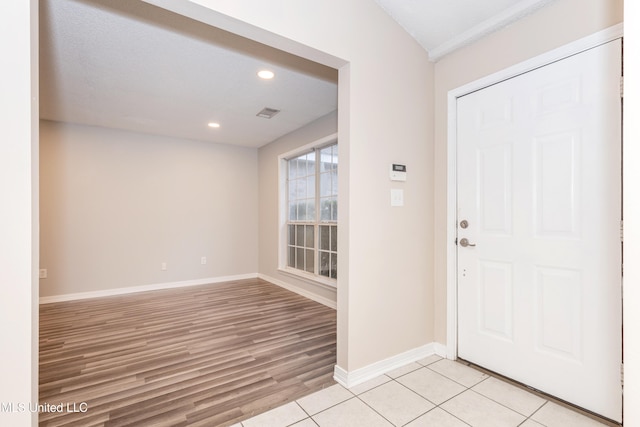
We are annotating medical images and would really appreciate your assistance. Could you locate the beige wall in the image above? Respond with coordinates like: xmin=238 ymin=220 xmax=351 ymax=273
xmin=7 ymin=3 xmax=638 ymax=426
xmin=257 ymin=111 xmax=338 ymax=305
xmin=149 ymin=0 xmax=436 ymax=371
xmin=432 ymin=0 xmax=624 ymax=343
xmin=39 ymin=121 xmax=259 ymax=297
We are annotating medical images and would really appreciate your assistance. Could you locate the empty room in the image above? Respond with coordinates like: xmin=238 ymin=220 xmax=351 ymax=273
xmin=38 ymin=0 xmax=339 ymax=425
xmin=2 ymin=0 xmax=640 ymax=426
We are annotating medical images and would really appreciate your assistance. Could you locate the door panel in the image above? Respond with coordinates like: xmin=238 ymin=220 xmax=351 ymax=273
xmin=535 ymin=266 xmax=582 ymax=360
xmin=457 ymin=39 xmax=622 ymax=422
xmin=534 ymin=131 xmax=580 ymax=237
xmin=478 ymin=260 xmax=513 ymax=341
xmin=478 ymin=144 xmax=512 ymax=234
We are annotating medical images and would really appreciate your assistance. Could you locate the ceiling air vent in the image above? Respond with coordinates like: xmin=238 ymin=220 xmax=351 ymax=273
xmin=256 ymin=107 xmax=281 ymax=119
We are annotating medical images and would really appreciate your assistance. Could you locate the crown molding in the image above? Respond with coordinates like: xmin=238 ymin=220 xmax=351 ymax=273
xmin=429 ymin=0 xmax=555 ymax=61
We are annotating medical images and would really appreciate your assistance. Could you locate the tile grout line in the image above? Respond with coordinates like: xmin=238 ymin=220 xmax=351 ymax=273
xmin=427 ymin=363 xmax=552 ymax=425
xmin=392 ymin=372 xmax=473 ymax=427
xmin=421 ymin=375 xmax=476 ymax=427
xmin=468 ymin=377 xmax=551 ymax=422
xmin=353 ymin=387 xmax=404 ymax=427
xmin=366 ymin=369 xmax=472 ymax=427
xmin=238 ymin=360 xmax=542 ymax=427
xmin=302 ymin=400 xmax=321 ymax=426
xmin=518 ymin=400 xmax=550 ymax=427
xmin=243 ymin=357 xmax=613 ymax=427
xmin=392 ymin=366 xmax=525 ymax=427
xmin=424 ymin=364 xmax=485 ymax=389
xmin=304 ymin=395 xmax=359 ymax=424
xmin=359 ymin=366 xmax=430 ymax=425
xmin=354 ymin=360 xmax=477 ymax=426
xmin=292 ymin=400 xmax=315 ymax=426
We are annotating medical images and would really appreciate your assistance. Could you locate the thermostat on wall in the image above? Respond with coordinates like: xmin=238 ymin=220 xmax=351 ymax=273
xmin=390 ymin=164 xmax=407 ymax=181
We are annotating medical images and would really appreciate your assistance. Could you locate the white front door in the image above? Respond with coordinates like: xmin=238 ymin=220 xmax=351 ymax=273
xmin=457 ymin=39 xmax=622 ymax=422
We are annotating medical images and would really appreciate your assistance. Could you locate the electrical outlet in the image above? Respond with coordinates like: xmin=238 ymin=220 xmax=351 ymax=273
xmin=161 ymin=262 xmax=167 ymax=271
xmin=39 ymin=269 xmax=47 ymax=279
xmin=201 ymin=257 xmax=207 ymax=265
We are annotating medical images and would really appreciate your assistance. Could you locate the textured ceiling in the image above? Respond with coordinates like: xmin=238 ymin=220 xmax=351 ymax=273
xmin=40 ymin=0 xmax=554 ymax=148
xmin=39 ymin=0 xmax=338 ymax=148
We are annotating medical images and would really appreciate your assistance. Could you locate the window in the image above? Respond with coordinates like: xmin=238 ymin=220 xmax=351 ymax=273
xmin=285 ymin=142 xmax=338 ymax=281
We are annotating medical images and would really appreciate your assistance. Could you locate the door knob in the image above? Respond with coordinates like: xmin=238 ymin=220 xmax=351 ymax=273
xmin=459 ymin=238 xmax=476 ymax=247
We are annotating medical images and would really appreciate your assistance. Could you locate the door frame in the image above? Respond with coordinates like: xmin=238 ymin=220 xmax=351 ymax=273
xmin=445 ymin=23 xmax=624 ymax=360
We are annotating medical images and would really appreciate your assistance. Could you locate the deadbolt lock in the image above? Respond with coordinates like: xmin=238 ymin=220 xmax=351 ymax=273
xmin=460 ymin=220 xmax=469 ymax=229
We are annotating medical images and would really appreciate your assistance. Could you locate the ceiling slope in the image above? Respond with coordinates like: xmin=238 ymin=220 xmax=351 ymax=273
xmin=373 ymin=0 xmax=556 ymax=61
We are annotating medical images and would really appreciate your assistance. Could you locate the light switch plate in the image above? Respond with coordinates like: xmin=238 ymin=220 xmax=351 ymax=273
xmin=391 ymin=189 xmax=404 ymax=206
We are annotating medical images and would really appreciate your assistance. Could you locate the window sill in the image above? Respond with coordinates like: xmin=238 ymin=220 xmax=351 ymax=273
xmin=277 ymin=267 xmax=337 ymax=290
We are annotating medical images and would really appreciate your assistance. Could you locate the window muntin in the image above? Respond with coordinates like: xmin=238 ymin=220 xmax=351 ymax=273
xmin=319 ymin=144 xmax=338 ymax=222
xmin=286 ymin=143 xmax=337 ymax=280
xmin=287 ymin=151 xmax=316 ymax=222
xmin=319 ymin=224 xmax=337 ymax=279
xmin=287 ymin=224 xmax=315 ymax=273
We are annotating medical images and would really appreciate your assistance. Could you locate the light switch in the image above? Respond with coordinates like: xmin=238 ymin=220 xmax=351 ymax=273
xmin=391 ymin=189 xmax=404 ymax=207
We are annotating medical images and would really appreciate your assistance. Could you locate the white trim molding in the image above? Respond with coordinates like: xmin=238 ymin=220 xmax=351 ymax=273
xmin=258 ymin=273 xmax=336 ymax=309
xmin=333 ymin=343 xmax=436 ymax=388
xmin=445 ymin=24 xmax=623 ymax=361
xmin=277 ymin=267 xmax=336 ymax=290
xmin=39 ymin=273 xmax=258 ymax=304
xmin=40 ymin=271 xmax=337 ymax=309
xmin=277 ymin=133 xmax=339 ymax=279
xmin=429 ymin=0 xmax=555 ymax=61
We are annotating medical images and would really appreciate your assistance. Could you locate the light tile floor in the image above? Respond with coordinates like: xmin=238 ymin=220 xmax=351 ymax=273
xmin=233 ymin=356 xmax=615 ymax=427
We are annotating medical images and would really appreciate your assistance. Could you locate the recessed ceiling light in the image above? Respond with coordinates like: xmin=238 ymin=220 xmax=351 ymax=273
xmin=258 ymin=70 xmax=275 ymax=80
xmin=208 ymin=122 xmax=220 ymax=128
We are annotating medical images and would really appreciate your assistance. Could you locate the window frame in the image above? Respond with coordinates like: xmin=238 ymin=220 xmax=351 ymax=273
xmin=278 ymin=133 xmax=338 ymax=288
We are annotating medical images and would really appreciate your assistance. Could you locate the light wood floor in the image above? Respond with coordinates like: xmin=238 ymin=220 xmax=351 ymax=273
xmin=39 ymin=278 xmax=337 ymax=426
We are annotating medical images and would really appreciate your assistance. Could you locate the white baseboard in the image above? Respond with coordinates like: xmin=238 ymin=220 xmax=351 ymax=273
xmin=434 ymin=342 xmax=450 ymax=359
xmin=39 ymin=273 xmax=258 ymax=304
xmin=258 ymin=273 xmax=336 ymax=309
xmin=333 ymin=343 xmax=437 ymax=388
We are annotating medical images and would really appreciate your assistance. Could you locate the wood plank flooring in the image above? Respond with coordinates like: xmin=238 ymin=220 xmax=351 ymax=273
xmin=39 ymin=278 xmax=337 ymax=426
